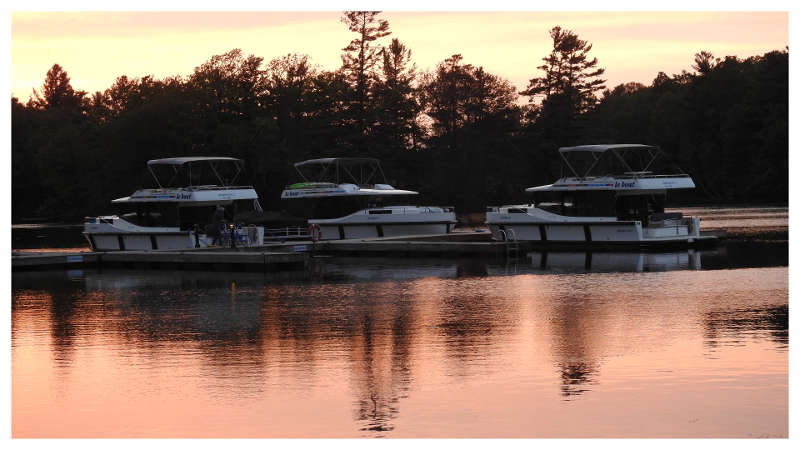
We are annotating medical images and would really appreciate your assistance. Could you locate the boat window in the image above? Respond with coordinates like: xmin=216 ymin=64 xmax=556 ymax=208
xmin=532 ymin=191 xmax=615 ymax=217
xmin=615 ymin=194 xmax=666 ymax=224
xmin=116 ymin=202 xmax=179 ymax=228
xmin=178 ymin=205 xmax=223 ymax=230
xmin=367 ymin=197 xmax=384 ymax=208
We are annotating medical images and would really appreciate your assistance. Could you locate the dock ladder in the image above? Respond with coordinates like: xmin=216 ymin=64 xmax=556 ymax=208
xmin=499 ymin=227 xmax=520 ymax=259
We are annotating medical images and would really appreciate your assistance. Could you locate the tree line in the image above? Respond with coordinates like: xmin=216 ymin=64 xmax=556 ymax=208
xmin=11 ymin=12 xmax=788 ymax=222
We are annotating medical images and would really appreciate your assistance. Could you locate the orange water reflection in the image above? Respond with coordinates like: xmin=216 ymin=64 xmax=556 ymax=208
xmin=11 ymin=262 xmax=788 ymax=437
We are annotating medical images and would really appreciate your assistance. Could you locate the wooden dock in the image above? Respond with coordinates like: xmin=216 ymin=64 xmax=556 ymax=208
xmin=12 ymin=249 xmax=308 ymax=272
xmin=315 ymin=233 xmax=510 ymax=256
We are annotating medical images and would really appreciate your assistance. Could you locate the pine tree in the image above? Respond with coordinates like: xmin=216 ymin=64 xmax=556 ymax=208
xmin=373 ymin=38 xmax=422 ymax=152
xmin=31 ymin=64 xmax=87 ymax=111
xmin=523 ymin=26 xmax=605 ymax=144
xmin=340 ymin=11 xmax=391 ymax=139
xmin=523 ymin=26 xmax=605 ymax=114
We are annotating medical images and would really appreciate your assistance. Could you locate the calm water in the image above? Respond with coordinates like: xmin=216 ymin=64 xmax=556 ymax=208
xmin=12 ymin=246 xmax=788 ymax=438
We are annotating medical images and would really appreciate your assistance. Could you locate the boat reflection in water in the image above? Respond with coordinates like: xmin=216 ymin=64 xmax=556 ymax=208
xmin=521 ymin=249 xmax=701 ymax=273
xmin=11 ymin=244 xmax=788 ymax=437
xmin=311 ymin=249 xmax=703 ymax=283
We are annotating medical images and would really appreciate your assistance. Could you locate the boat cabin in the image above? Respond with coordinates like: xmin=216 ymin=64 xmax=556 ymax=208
xmin=525 ymin=145 xmax=692 ymax=225
xmin=529 ymin=190 xmax=669 ymax=225
xmin=108 ymin=157 xmax=261 ymax=230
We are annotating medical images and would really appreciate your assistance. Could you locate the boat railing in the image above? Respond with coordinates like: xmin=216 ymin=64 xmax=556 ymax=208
xmin=562 ymin=173 xmax=691 ymax=182
xmin=614 ymin=173 xmax=691 ymax=179
xmin=138 ymin=185 xmax=255 ymax=193
xmin=184 ymin=185 xmax=254 ymax=191
xmin=365 ymin=206 xmax=455 ymax=214
xmin=647 ymin=214 xmax=696 ymax=228
xmin=263 ymin=226 xmax=310 ymax=241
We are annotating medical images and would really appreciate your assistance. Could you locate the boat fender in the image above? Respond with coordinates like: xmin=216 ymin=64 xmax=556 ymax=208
xmin=308 ymin=224 xmax=322 ymax=242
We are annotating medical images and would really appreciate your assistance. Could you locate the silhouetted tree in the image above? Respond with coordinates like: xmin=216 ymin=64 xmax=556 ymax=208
xmin=11 ymin=97 xmax=43 ymax=219
xmin=523 ymin=26 xmax=605 ymax=111
xmin=692 ymin=50 xmax=720 ymax=75
xmin=421 ymin=55 xmax=517 ymax=143
xmin=523 ymin=26 xmax=605 ymax=146
xmin=372 ymin=39 xmax=422 ymax=154
xmin=340 ymin=11 xmax=391 ymax=142
xmin=31 ymin=63 xmax=87 ymax=112
xmin=189 ymin=49 xmax=266 ymax=122
xmin=265 ymin=53 xmax=315 ymax=149
xmin=420 ymin=54 xmax=520 ymax=211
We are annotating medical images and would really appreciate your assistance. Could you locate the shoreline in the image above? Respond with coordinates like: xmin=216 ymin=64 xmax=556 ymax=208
xmin=703 ymin=226 xmax=788 ymax=243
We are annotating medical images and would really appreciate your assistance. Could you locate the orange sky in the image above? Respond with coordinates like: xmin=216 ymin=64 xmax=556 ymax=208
xmin=10 ymin=11 xmax=788 ymax=102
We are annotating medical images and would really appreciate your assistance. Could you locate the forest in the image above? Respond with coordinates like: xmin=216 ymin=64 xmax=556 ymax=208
xmin=11 ymin=12 xmax=789 ymax=222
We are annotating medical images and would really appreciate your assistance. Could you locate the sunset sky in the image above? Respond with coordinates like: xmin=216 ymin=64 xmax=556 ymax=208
xmin=10 ymin=10 xmax=789 ymax=102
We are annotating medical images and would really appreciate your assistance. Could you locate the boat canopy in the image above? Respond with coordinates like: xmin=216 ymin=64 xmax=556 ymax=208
xmin=293 ymin=157 xmax=388 ymax=186
xmin=146 ymin=156 xmax=245 ymax=188
xmin=147 ymin=156 xmax=242 ymax=166
xmin=558 ymin=144 xmax=658 ymax=154
xmin=294 ymin=157 xmax=379 ymax=168
xmin=557 ymin=144 xmax=670 ymax=180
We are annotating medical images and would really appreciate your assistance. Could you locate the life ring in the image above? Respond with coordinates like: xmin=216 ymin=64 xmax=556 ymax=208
xmin=308 ymin=223 xmax=322 ymax=242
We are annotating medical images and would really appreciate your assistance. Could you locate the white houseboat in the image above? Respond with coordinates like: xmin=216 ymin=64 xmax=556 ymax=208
xmin=280 ymin=157 xmax=456 ymax=240
xmin=486 ymin=144 xmax=713 ymax=246
xmin=83 ymin=157 xmax=265 ymax=250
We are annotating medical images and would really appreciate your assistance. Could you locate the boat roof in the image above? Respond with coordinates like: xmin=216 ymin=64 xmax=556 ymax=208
xmin=558 ymin=144 xmax=658 ymax=154
xmin=146 ymin=156 xmax=245 ymax=188
xmin=293 ymin=157 xmax=388 ymax=185
xmin=147 ymin=156 xmax=242 ymax=166
xmin=294 ymin=157 xmax=379 ymax=168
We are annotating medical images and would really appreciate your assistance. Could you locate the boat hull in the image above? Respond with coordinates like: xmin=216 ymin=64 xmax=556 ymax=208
xmin=83 ymin=218 xmax=264 ymax=251
xmin=486 ymin=214 xmax=704 ymax=246
xmin=83 ymin=231 xmax=203 ymax=251
xmin=312 ymin=222 xmax=454 ymax=241
xmin=308 ymin=207 xmax=456 ymax=241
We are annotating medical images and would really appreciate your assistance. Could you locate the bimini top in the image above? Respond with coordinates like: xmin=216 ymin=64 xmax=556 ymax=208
xmin=559 ymin=144 xmax=658 ymax=154
xmin=283 ymin=156 xmax=417 ymax=199
xmin=145 ymin=156 xmax=246 ymax=189
xmin=147 ymin=156 xmax=242 ymax=166
xmin=294 ymin=157 xmax=379 ymax=168
xmin=292 ymin=157 xmax=387 ymax=186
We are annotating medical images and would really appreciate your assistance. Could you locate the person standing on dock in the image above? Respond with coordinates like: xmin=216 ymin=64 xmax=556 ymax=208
xmin=208 ymin=205 xmax=226 ymax=246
